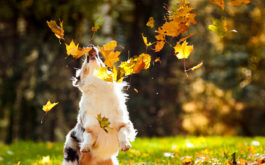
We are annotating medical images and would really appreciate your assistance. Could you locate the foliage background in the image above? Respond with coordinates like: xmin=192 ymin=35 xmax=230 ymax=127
xmin=0 ymin=0 xmax=264 ymax=143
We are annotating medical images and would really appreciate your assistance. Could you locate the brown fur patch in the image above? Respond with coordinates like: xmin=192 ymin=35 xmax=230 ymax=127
xmin=79 ymin=152 xmax=114 ymax=165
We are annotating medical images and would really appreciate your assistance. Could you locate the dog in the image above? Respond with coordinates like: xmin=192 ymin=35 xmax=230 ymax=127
xmin=63 ymin=45 xmax=137 ymax=165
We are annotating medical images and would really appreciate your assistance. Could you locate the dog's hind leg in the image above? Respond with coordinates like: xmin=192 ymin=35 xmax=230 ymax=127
xmin=118 ymin=121 xmax=137 ymax=151
xmin=63 ymin=124 xmax=84 ymax=165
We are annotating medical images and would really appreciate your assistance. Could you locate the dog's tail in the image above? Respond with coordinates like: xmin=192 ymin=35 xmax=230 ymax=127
xmin=63 ymin=124 xmax=84 ymax=165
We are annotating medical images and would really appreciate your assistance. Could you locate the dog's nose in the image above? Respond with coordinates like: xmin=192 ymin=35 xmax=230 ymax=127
xmin=88 ymin=46 xmax=97 ymax=61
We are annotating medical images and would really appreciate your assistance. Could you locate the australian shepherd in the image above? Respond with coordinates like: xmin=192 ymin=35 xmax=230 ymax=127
xmin=62 ymin=46 xmax=137 ymax=165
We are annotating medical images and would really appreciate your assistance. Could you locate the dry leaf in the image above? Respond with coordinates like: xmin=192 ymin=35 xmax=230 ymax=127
xmin=229 ymin=0 xmax=250 ymax=6
xmin=179 ymin=32 xmax=195 ymax=42
xmin=208 ymin=17 xmax=228 ymax=38
xmin=208 ymin=0 xmax=224 ymax=10
xmin=42 ymin=101 xmax=58 ymax=112
xmin=174 ymin=40 xmax=194 ymax=59
xmin=155 ymin=57 xmax=161 ymax=63
xmin=146 ymin=17 xmax=155 ymax=28
xmin=154 ymin=41 xmax=165 ymax=52
xmin=47 ymin=20 xmax=64 ymax=39
xmin=134 ymin=88 xmax=139 ymax=93
xmin=97 ymin=114 xmax=112 ymax=133
xmin=103 ymin=40 xmax=117 ymax=50
xmin=142 ymin=34 xmax=152 ymax=47
xmin=65 ymin=40 xmax=92 ymax=58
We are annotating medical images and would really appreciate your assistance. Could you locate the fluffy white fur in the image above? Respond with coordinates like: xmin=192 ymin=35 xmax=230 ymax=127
xmin=63 ymin=47 xmax=136 ymax=165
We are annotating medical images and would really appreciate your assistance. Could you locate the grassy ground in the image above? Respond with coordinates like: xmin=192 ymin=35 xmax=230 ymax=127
xmin=0 ymin=136 xmax=265 ymax=165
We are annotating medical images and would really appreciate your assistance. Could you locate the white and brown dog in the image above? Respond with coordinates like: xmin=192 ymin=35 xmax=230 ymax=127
xmin=63 ymin=46 xmax=137 ymax=165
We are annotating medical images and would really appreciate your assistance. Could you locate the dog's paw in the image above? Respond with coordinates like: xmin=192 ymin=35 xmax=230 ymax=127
xmin=119 ymin=141 xmax=131 ymax=152
xmin=80 ymin=143 xmax=91 ymax=153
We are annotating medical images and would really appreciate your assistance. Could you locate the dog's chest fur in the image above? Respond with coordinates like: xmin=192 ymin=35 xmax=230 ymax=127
xmin=78 ymin=77 xmax=128 ymax=130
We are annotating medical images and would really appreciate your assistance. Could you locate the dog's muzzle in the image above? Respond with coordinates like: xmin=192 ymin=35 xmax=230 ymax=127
xmin=87 ymin=45 xmax=98 ymax=62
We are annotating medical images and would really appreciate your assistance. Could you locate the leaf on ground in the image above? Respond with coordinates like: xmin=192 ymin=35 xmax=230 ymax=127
xmin=97 ymin=114 xmax=112 ymax=133
xmin=229 ymin=0 xmax=251 ymax=6
xmin=47 ymin=20 xmax=64 ymax=39
xmin=174 ymin=40 xmax=194 ymax=59
xmin=208 ymin=17 xmax=228 ymax=38
xmin=65 ymin=40 xmax=92 ymax=58
xmin=146 ymin=17 xmax=155 ymax=28
xmin=42 ymin=101 xmax=58 ymax=112
xmin=208 ymin=0 xmax=224 ymax=10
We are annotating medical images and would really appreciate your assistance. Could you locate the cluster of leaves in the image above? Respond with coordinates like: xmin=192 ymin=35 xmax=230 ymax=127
xmin=145 ymin=1 xmax=196 ymax=60
xmin=208 ymin=0 xmax=251 ymax=38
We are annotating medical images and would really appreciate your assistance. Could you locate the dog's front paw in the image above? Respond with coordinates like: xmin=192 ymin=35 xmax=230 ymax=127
xmin=80 ymin=143 xmax=91 ymax=153
xmin=119 ymin=140 xmax=131 ymax=152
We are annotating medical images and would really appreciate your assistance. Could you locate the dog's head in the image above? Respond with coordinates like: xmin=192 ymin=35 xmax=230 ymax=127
xmin=72 ymin=45 xmax=104 ymax=92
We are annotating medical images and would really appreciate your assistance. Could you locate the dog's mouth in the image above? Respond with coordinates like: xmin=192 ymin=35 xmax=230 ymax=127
xmin=87 ymin=45 xmax=98 ymax=62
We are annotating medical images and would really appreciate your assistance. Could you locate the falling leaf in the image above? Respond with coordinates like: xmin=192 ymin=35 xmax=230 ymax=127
xmin=42 ymin=101 xmax=58 ymax=112
xmin=186 ymin=62 xmax=203 ymax=71
xmin=65 ymin=40 xmax=92 ymax=58
xmin=174 ymin=40 xmax=194 ymax=59
xmin=99 ymin=45 xmax=120 ymax=68
xmin=154 ymin=41 xmax=165 ymax=52
xmin=229 ymin=0 xmax=250 ymax=6
xmin=133 ymin=53 xmax=151 ymax=74
xmin=91 ymin=17 xmax=104 ymax=32
xmin=134 ymin=88 xmax=139 ymax=93
xmin=155 ymin=57 xmax=161 ymax=63
xmin=179 ymin=32 xmax=195 ymax=42
xmin=47 ymin=20 xmax=64 ymax=40
xmin=146 ymin=17 xmax=155 ymax=28
xmin=103 ymin=40 xmax=117 ymax=50
xmin=142 ymin=34 xmax=152 ymax=47
xmin=208 ymin=17 xmax=228 ymax=38
xmin=97 ymin=114 xmax=112 ymax=133
xmin=96 ymin=66 xmax=124 ymax=83
xmin=208 ymin=0 xmax=224 ymax=10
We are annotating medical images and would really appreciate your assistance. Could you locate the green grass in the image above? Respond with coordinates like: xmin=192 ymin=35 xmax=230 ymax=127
xmin=0 ymin=136 xmax=265 ymax=165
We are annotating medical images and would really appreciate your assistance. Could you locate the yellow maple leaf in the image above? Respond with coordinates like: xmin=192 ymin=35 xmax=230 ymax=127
xmin=119 ymin=53 xmax=151 ymax=76
xmin=96 ymin=66 xmax=124 ymax=83
xmin=229 ymin=0 xmax=250 ymax=6
xmin=133 ymin=53 xmax=151 ymax=74
xmin=103 ymin=40 xmax=117 ymax=50
xmin=42 ymin=101 xmax=58 ymax=112
xmin=99 ymin=46 xmax=120 ymax=68
xmin=208 ymin=0 xmax=224 ymax=10
xmin=47 ymin=20 xmax=64 ymax=39
xmin=146 ymin=17 xmax=155 ymax=28
xmin=174 ymin=40 xmax=194 ymax=59
xmin=142 ymin=34 xmax=152 ymax=47
xmin=208 ymin=17 xmax=228 ymax=38
xmin=65 ymin=40 xmax=92 ymax=58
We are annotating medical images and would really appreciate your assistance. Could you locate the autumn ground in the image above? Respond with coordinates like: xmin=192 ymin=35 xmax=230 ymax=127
xmin=0 ymin=136 xmax=265 ymax=165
